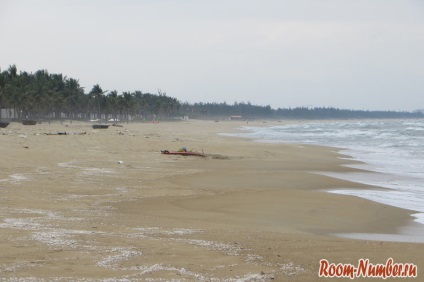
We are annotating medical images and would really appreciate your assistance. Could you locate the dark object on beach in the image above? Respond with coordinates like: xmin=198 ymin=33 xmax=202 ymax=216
xmin=92 ymin=124 xmax=109 ymax=129
xmin=161 ymin=150 xmax=206 ymax=157
xmin=22 ymin=120 xmax=37 ymax=125
xmin=45 ymin=132 xmax=68 ymax=135
xmin=0 ymin=122 xmax=9 ymax=128
xmin=112 ymin=123 xmax=123 ymax=127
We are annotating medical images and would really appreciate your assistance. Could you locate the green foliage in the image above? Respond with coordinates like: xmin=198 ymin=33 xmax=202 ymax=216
xmin=273 ymin=107 xmax=423 ymax=119
xmin=178 ymin=103 xmax=423 ymax=119
xmin=0 ymin=65 xmax=181 ymax=121
xmin=181 ymin=101 xmax=274 ymax=118
xmin=1 ymin=64 xmax=422 ymax=121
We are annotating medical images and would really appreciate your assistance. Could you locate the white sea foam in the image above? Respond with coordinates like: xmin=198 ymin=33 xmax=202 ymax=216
xmin=97 ymin=247 xmax=142 ymax=269
xmin=334 ymin=232 xmax=424 ymax=243
xmin=125 ymin=263 xmax=280 ymax=281
xmin=171 ymin=238 xmax=241 ymax=256
xmin=57 ymin=160 xmax=81 ymax=169
xmin=232 ymin=120 xmax=424 ymax=229
xmin=81 ymin=168 xmax=117 ymax=176
xmin=0 ymin=217 xmax=42 ymax=230
xmin=160 ymin=228 xmax=204 ymax=236
xmin=0 ymin=173 xmax=30 ymax=184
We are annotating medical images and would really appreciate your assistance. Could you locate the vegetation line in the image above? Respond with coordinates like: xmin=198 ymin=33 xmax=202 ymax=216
xmin=0 ymin=65 xmax=422 ymax=121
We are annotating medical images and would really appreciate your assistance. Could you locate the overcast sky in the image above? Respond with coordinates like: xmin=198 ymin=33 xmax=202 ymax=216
xmin=1 ymin=0 xmax=423 ymax=111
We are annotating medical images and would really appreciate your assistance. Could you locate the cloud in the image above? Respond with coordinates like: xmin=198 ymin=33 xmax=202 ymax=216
xmin=1 ymin=0 xmax=423 ymax=110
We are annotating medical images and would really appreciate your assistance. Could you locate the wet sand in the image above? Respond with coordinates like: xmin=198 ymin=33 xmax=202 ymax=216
xmin=0 ymin=120 xmax=423 ymax=281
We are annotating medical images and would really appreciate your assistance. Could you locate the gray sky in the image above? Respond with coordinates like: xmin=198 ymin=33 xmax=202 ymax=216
xmin=1 ymin=0 xmax=423 ymax=111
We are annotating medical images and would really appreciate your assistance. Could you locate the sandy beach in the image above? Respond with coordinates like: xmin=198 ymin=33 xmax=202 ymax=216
xmin=0 ymin=119 xmax=422 ymax=281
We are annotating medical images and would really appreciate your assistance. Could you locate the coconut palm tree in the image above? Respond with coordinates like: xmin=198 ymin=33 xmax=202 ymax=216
xmin=1 ymin=65 xmax=19 ymax=120
xmin=89 ymin=84 xmax=107 ymax=121
xmin=64 ymin=78 xmax=84 ymax=120
xmin=107 ymin=90 xmax=119 ymax=122
xmin=31 ymin=70 xmax=54 ymax=119
xmin=0 ymin=69 xmax=5 ymax=121
xmin=119 ymin=91 xmax=135 ymax=123
xmin=132 ymin=90 xmax=144 ymax=119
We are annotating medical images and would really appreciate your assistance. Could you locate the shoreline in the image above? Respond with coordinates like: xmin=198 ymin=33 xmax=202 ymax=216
xmin=0 ymin=120 xmax=423 ymax=280
xmin=225 ymin=120 xmax=424 ymax=236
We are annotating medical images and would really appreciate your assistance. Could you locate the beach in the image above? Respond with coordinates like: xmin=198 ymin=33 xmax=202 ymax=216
xmin=0 ymin=120 xmax=423 ymax=281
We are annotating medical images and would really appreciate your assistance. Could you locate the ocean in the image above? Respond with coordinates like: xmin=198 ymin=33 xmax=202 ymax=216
xmin=229 ymin=119 xmax=424 ymax=236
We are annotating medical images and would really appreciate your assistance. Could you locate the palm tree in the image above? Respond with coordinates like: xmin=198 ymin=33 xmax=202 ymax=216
xmin=120 ymin=91 xmax=135 ymax=123
xmin=133 ymin=90 xmax=144 ymax=119
xmin=107 ymin=90 xmax=119 ymax=122
xmin=8 ymin=65 xmax=17 ymax=79
xmin=6 ymin=66 xmax=25 ymax=120
xmin=89 ymin=84 xmax=107 ymax=121
xmin=2 ymin=65 xmax=19 ymax=120
xmin=49 ymin=73 xmax=66 ymax=121
xmin=4 ymin=83 xmax=19 ymax=120
xmin=64 ymin=78 xmax=84 ymax=121
xmin=0 ymin=69 xmax=5 ymax=121
xmin=31 ymin=70 xmax=54 ymax=119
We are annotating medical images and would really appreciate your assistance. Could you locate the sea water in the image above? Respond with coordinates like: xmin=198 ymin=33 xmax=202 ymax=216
xmin=230 ymin=120 xmax=424 ymax=228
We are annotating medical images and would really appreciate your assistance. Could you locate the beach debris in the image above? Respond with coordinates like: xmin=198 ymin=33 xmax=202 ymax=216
xmin=117 ymin=161 xmax=124 ymax=164
xmin=44 ymin=132 xmax=68 ymax=135
xmin=0 ymin=121 xmax=9 ymax=128
xmin=92 ymin=124 xmax=109 ymax=129
xmin=161 ymin=149 xmax=206 ymax=157
xmin=22 ymin=120 xmax=37 ymax=125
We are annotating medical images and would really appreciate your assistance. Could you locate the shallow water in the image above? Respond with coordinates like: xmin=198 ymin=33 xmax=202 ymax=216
xmin=229 ymin=120 xmax=424 ymax=226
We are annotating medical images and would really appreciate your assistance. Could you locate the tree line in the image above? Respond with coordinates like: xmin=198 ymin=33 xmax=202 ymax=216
xmin=179 ymin=101 xmax=274 ymax=119
xmin=182 ymin=102 xmax=423 ymax=120
xmin=0 ymin=65 xmax=180 ymax=122
xmin=274 ymin=107 xmax=423 ymax=119
xmin=1 ymin=65 xmax=422 ymax=121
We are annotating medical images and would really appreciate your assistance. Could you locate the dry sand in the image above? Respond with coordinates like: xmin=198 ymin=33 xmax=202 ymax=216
xmin=0 ymin=119 xmax=423 ymax=281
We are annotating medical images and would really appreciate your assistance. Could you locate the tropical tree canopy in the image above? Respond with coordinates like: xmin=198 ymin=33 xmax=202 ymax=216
xmin=1 ymin=65 xmax=422 ymax=121
xmin=0 ymin=65 xmax=180 ymax=121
